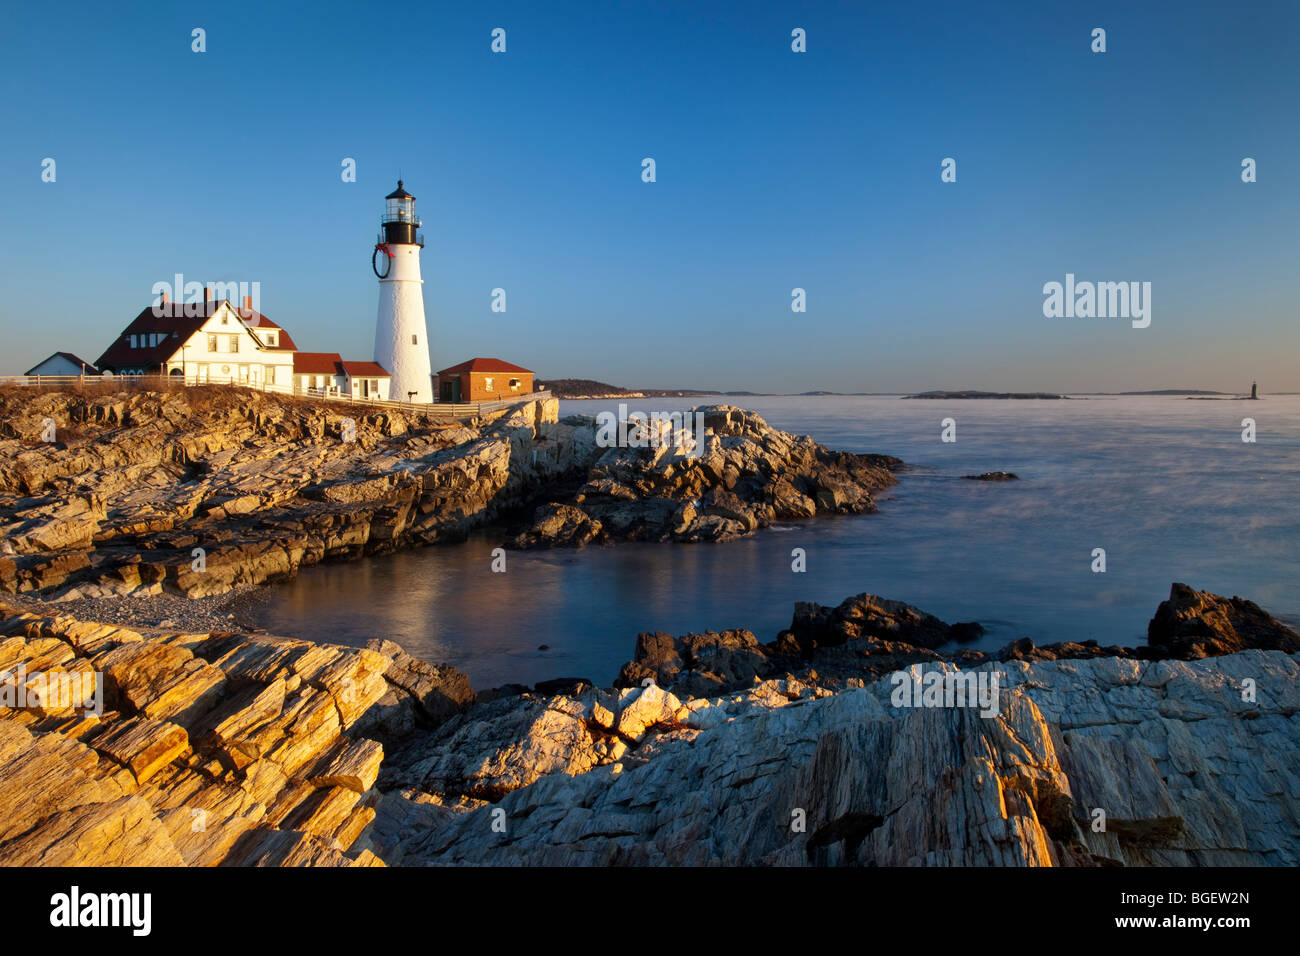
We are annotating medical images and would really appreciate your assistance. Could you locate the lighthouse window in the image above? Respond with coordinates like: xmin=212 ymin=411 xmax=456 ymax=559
xmin=411 ymin=334 xmax=418 ymax=345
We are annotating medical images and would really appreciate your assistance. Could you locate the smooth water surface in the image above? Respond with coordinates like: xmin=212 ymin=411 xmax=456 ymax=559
xmin=255 ymin=395 xmax=1300 ymax=688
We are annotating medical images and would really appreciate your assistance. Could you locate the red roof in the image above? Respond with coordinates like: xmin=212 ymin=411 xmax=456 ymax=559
xmin=339 ymin=361 xmax=390 ymax=378
xmin=96 ymin=300 xmax=297 ymax=371
xmin=437 ymin=357 xmax=533 ymax=376
xmin=293 ymin=352 xmax=344 ymax=375
xmin=239 ymin=310 xmax=298 ymax=350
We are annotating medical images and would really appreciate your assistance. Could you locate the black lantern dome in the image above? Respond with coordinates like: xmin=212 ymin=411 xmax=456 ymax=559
xmin=380 ymin=180 xmax=423 ymax=246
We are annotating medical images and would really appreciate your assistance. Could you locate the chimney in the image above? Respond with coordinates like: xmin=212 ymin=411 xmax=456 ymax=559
xmin=204 ymin=286 xmax=213 ymax=303
xmin=243 ymin=295 xmax=252 ymax=314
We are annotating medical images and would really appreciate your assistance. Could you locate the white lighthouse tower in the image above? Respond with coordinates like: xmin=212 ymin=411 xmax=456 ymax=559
xmin=372 ymin=181 xmax=433 ymax=403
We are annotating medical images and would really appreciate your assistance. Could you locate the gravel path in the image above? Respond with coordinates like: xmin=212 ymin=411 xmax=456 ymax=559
xmin=3 ymin=584 xmax=273 ymax=634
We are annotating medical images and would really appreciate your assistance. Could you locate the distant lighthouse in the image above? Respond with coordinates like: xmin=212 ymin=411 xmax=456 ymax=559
xmin=372 ymin=181 xmax=433 ymax=403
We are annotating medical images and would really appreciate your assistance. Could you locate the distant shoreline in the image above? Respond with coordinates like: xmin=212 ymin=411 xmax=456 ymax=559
xmin=542 ymin=380 xmax=1285 ymax=400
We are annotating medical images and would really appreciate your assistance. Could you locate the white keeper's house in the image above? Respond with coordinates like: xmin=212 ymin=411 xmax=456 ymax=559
xmin=94 ymin=290 xmax=389 ymax=399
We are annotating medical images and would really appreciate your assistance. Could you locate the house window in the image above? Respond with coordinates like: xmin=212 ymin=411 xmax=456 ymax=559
xmin=128 ymin=335 xmax=137 ymax=348
xmin=484 ymin=377 xmax=494 ymax=391
xmin=509 ymin=378 xmax=520 ymax=390
xmin=230 ymin=336 xmax=240 ymax=352
xmin=208 ymin=335 xmax=217 ymax=352
xmin=265 ymin=331 xmax=277 ymax=347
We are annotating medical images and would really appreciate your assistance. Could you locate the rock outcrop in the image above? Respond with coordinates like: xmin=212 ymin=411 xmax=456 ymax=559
xmin=510 ymin=406 xmax=901 ymax=546
xmin=615 ymin=593 xmax=994 ymax=697
xmin=0 ymin=390 xmax=902 ymax=601
xmin=1148 ymin=582 xmax=1300 ymax=658
xmin=4 ymin=583 xmax=1294 ymax=867
xmin=0 ymin=388 xmax=576 ymax=600
xmin=0 ymin=601 xmax=420 ymax=866
xmin=368 ymin=583 xmax=1300 ymax=867
xmin=373 ymin=651 xmax=1299 ymax=866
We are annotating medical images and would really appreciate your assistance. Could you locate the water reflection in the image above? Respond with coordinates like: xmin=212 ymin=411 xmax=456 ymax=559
xmin=256 ymin=395 xmax=1300 ymax=689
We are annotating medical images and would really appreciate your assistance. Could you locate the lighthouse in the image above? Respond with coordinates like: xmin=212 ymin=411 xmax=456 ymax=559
xmin=372 ymin=181 xmax=433 ymax=403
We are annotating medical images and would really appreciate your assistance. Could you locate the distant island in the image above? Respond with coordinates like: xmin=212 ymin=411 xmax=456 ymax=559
xmin=537 ymin=378 xmax=721 ymax=399
xmin=904 ymin=390 xmax=1068 ymax=400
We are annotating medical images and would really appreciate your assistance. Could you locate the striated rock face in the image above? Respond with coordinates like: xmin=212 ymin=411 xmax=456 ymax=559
xmin=0 ymin=601 xmax=400 ymax=866
xmin=1148 ymin=583 xmax=1300 ymax=659
xmin=510 ymin=406 xmax=901 ymax=547
xmin=1 ymin=391 xmax=902 ymax=601
xmin=372 ymin=652 xmax=1300 ymax=867
xmin=4 ymin=584 xmax=1294 ymax=867
xmin=0 ymin=388 xmax=578 ymax=599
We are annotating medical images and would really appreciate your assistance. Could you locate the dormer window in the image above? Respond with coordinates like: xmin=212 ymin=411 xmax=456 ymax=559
xmin=265 ymin=331 xmax=277 ymax=347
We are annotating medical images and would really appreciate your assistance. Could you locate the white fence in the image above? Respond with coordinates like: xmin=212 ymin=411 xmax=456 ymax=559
xmin=0 ymin=374 xmax=551 ymax=419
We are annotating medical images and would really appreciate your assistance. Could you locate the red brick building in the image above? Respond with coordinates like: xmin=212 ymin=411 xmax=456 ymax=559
xmin=435 ymin=358 xmax=534 ymax=403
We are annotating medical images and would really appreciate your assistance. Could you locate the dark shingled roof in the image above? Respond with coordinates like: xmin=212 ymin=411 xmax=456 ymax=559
xmin=95 ymin=300 xmax=297 ymax=371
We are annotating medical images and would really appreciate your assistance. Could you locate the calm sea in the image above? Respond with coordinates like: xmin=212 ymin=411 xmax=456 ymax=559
xmin=254 ymin=395 xmax=1300 ymax=689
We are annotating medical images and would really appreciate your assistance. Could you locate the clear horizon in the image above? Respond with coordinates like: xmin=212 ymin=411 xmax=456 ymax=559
xmin=1 ymin=0 xmax=1296 ymax=392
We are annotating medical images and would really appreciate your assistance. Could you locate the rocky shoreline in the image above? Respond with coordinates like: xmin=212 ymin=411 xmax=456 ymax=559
xmin=1 ymin=388 xmax=901 ymax=601
xmin=0 ymin=582 xmax=1295 ymax=866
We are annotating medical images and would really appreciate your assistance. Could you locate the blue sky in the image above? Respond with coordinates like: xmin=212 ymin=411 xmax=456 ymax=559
xmin=1 ymin=0 xmax=1296 ymax=392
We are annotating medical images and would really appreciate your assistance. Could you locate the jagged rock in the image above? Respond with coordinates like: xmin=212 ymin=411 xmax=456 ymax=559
xmin=3 ymin=584 xmax=1295 ymax=868
xmin=962 ymin=472 xmax=1020 ymax=481
xmin=786 ymin=593 xmax=954 ymax=652
xmin=614 ymin=684 xmax=682 ymax=742
xmin=0 ymin=794 xmax=186 ymax=866
xmin=386 ymin=694 xmax=601 ymax=801
xmin=0 ymin=601 xmax=400 ymax=867
xmin=386 ymin=651 xmax=1300 ymax=866
xmin=363 ymin=637 xmax=474 ymax=732
xmin=89 ymin=716 xmax=189 ymax=783
xmin=0 ymin=389 xmax=571 ymax=598
xmin=1148 ymin=582 xmax=1300 ymax=658
xmin=509 ymin=406 xmax=900 ymax=548
xmin=509 ymin=503 xmax=604 ymax=548
xmin=308 ymin=737 xmax=383 ymax=793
